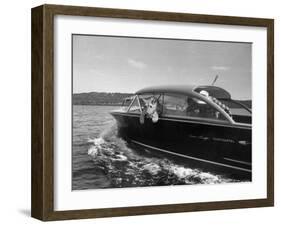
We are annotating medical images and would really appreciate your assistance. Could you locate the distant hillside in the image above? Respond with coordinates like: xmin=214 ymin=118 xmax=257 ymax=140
xmin=73 ymin=92 xmax=133 ymax=106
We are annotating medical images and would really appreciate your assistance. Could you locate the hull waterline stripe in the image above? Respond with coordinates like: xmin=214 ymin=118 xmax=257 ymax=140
xmin=223 ymin=157 xmax=252 ymax=166
xmin=131 ymin=140 xmax=251 ymax=173
xmin=111 ymin=112 xmax=251 ymax=130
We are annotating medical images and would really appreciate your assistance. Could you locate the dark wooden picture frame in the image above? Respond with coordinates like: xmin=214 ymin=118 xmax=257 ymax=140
xmin=31 ymin=4 xmax=274 ymax=221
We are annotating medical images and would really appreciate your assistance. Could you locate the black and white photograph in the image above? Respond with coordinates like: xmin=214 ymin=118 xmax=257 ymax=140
xmin=72 ymin=34 xmax=252 ymax=190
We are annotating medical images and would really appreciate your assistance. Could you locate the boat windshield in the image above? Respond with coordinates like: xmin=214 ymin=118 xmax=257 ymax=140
xmin=127 ymin=96 xmax=141 ymax=113
xmin=163 ymin=93 xmax=227 ymax=121
xmin=127 ymin=94 xmax=163 ymax=113
xmin=126 ymin=92 xmax=250 ymax=123
xmin=122 ymin=96 xmax=134 ymax=111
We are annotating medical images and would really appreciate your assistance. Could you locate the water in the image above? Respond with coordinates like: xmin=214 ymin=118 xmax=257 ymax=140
xmin=72 ymin=105 xmax=237 ymax=190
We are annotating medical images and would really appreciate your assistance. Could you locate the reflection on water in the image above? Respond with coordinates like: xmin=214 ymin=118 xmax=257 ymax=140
xmin=72 ymin=105 xmax=237 ymax=190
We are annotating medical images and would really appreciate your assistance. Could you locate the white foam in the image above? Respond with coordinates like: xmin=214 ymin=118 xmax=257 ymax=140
xmin=93 ymin=137 xmax=105 ymax=146
xmin=143 ymin=163 xmax=161 ymax=175
xmin=170 ymin=166 xmax=194 ymax=178
xmin=87 ymin=146 xmax=99 ymax=157
xmin=114 ymin=154 xmax=128 ymax=161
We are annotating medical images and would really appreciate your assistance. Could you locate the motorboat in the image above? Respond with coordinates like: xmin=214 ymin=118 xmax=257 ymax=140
xmin=110 ymin=85 xmax=252 ymax=179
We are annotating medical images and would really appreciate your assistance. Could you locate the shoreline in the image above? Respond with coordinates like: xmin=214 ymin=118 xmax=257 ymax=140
xmin=73 ymin=104 xmax=122 ymax=107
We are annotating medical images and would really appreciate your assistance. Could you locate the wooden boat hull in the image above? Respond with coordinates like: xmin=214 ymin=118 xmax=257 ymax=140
xmin=111 ymin=111 xmax=252 ymax=180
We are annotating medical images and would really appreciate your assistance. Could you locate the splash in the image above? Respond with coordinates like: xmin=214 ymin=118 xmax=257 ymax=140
xmin=86 ymin=123 xmax=237 ymax=188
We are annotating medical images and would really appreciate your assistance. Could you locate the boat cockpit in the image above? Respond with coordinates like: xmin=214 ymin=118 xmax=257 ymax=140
xmin=121 ymin=86 xmax=252 ymax=125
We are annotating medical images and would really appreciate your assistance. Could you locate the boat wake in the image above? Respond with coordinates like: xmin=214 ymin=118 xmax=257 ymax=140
xmin=87 ymin=123 xmax=236 ymax=188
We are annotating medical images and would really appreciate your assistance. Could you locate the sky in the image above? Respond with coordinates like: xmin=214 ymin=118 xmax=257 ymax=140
xmin=73 ymin=35 xmax=252 ymax=100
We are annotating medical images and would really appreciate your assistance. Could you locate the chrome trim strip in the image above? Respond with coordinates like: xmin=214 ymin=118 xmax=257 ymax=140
xmin=131 ymin=140 xmax=251 ymax=173
xmin=223 ymin=157 xmax=252 ymax=166
xmin=111 ymin=112 xmax=251 ymax=130
xmin=159 ymin=117 xmax=250 ymax=130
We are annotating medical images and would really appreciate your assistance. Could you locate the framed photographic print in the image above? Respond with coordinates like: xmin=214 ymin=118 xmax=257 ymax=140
xmin=31 ymin=4 xmax=274 ymax=221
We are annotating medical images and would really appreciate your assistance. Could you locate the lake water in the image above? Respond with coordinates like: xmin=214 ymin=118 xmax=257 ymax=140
xmin=72 ymin=105 xmax=237 ymax=190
